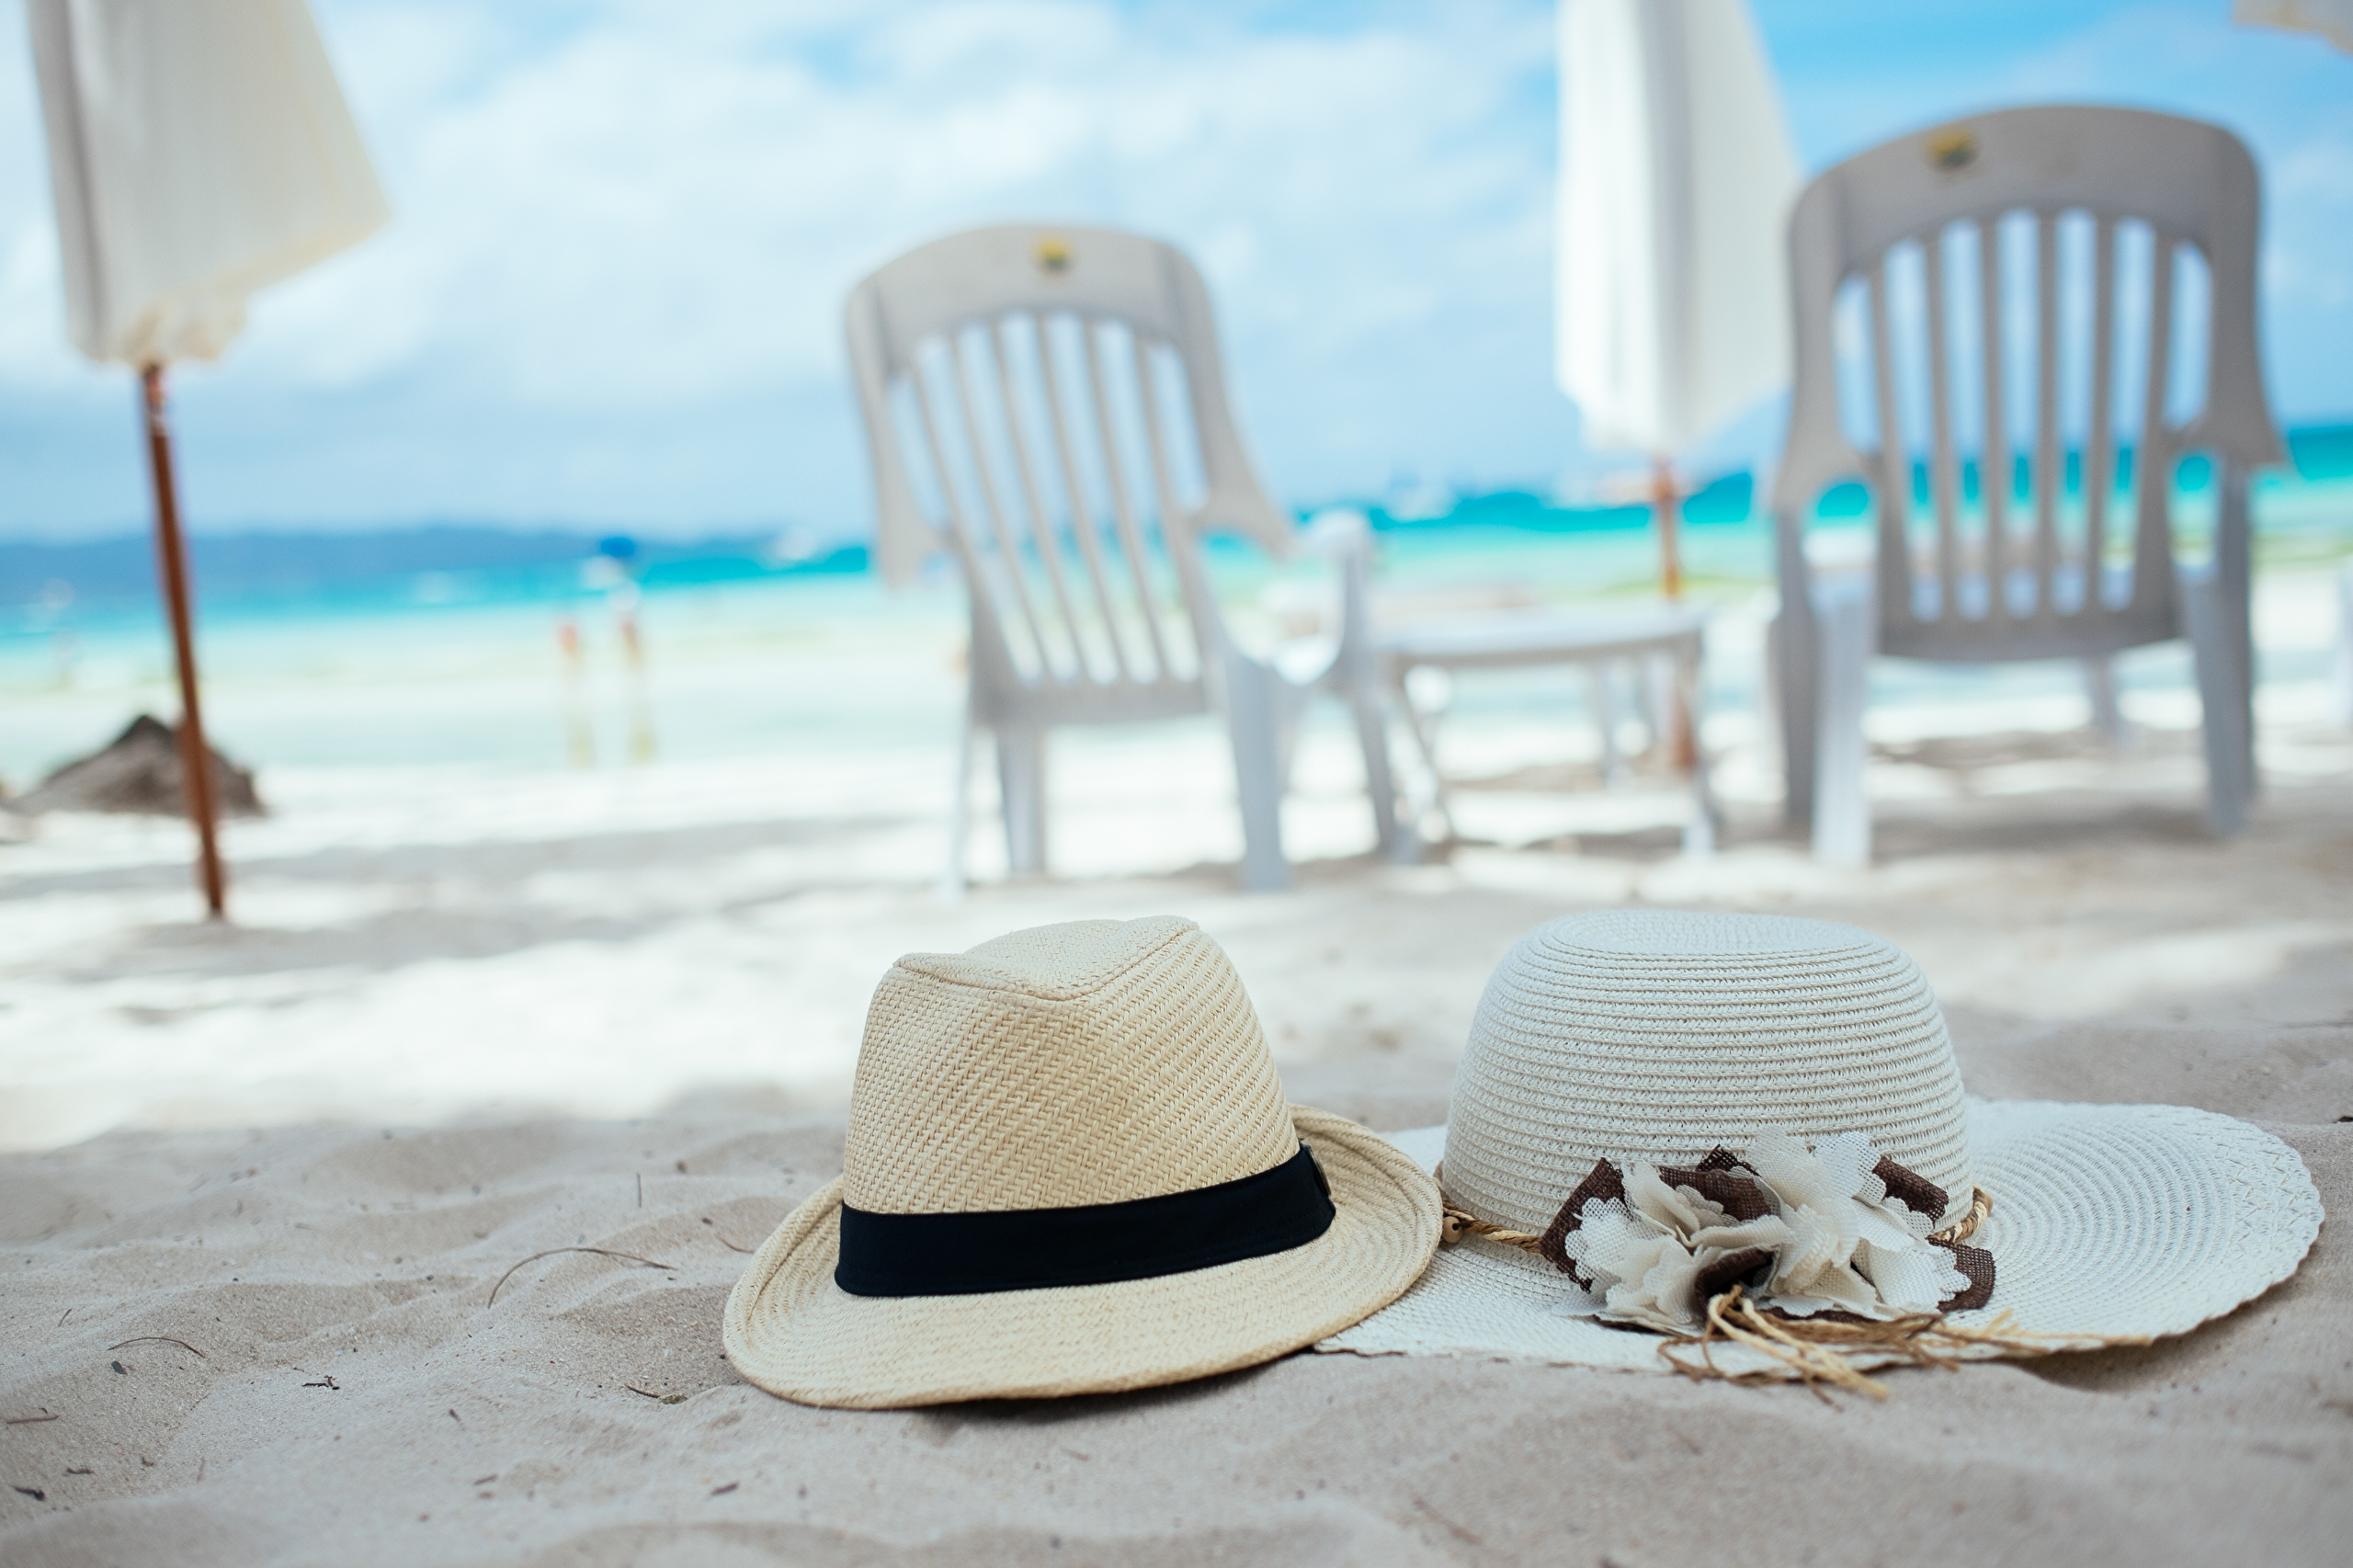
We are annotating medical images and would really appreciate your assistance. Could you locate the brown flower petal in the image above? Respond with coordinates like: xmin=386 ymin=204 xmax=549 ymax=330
xmin=1657 ymin=1166 xmax=1772 ymax=1221
xmin=1540 ymin=1158 xmax=1626 ymax=1283
xmin=1694 ymin=1246 xmax=1777 ymax=1304
xmin=1872 ymin=1154 xmax=1951 ymax=1221
xmin=1936 ymin=1242 xmax=1995 ymax=1312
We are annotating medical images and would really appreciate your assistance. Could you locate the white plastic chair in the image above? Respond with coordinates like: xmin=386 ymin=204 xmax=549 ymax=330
xmin=1771 ymin=106 xmax=2285 ymax=864
xmin=844 ymin=223 xmax=1402 ymax=893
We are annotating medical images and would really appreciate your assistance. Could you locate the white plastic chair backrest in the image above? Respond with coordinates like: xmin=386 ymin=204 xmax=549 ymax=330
xmin=1773 ymin=105 xmax=2284 ymax=660
xmin=846 ymin=223 xmax=1292 ymax=706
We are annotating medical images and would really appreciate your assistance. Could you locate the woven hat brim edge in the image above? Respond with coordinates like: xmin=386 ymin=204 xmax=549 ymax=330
xmin=1315 ymin=1099 xmax=2325 ymax=1377
xmin=722 ymin=1105 xmax=1442 ymax=1409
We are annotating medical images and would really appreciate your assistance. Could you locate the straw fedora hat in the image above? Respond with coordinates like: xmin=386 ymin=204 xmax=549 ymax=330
xmin=1321 ymin=910 xmax=2323 ymax=1382
xmin=725 ymin=915 xmax=1441 ymax=1408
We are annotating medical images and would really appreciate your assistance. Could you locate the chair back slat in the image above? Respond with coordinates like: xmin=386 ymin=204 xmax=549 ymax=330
xmin=1866 ymin=263 xmax=1912 ymax=631
xmin=1776 ymin=106 xmax=2284 ymax=665
xmin=1131 ymin=336 xmax=1215 ymax=635
xmin=1976 ymin=222 xmax=2012 ymax=614
xmin=2085 ymin=215 xmax=2120 ymax=605
xmin=1079 ymin=321 xmax=1181 ymax=682
xmin=905 ymin=358 xmax=1037 ymax=680
xmin=1867 ymin=213 xmax=2181 ymax=647
xmin=1920 ymin=234 xmax=1963 ymax=611
xmin=986 ymin=317 xmax=1093 ymax=679
xmin=844 ymin=224 xmax=1294 ymax=720
xmin=847 ymin=227 xmax=1299 ymax=717
xmin=2131 ymin=237 xmax=2179 ymax=622
xmin=1032 ymin=314 xmax=1143 ymax=686
xmin=2030 ymin=213 xmax=2062 ymax=618
xmin=847 ymin=222 xmax=1289 ymax=600
xmin=945 ymin=330 xmax=1063 ymax=685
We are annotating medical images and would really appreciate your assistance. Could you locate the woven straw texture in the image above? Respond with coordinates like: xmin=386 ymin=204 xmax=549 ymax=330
xmin=724 ymin=916 xmax=1441 ymax=1408
xmin=1445 ymin=910 xmax=1973 ymax=1232
xmin=1320 ymin=1101 xmax=2323 ymax=1375
xmin=845 ymin=918 xmax=1295 ymax=1211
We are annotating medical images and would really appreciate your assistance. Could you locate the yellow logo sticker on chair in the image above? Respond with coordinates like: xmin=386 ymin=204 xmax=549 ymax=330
xmin=1926 ymin=128 xmax=1979 ymax=174
xmin=1034 ymin=237 xmax=1072 ymax=274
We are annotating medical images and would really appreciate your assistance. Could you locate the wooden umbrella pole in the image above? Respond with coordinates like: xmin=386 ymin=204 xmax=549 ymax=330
xmin=141 ymin=365 xmax=226 ymax=918
xmin=1651 ymin=454 xmax=1698 ymax=768
xmin=1650 ymin=453 xmax=1683 ymax=601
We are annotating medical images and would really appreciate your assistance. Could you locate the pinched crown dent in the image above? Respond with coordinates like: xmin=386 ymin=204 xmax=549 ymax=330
xmin=843 ymin=918 xmax=1296 ymax=1218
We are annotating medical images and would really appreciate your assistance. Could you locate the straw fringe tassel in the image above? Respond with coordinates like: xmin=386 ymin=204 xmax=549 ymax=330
xmin=1658 ymin=1286 xmax=2074 ymax=1400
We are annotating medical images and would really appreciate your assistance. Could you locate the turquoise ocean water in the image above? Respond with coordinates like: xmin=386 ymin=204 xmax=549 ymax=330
xmin=2 ymin=435 xmax=2348 ymax=788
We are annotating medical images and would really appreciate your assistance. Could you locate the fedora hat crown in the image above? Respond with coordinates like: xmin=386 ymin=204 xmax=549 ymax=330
xmin=845 ymin=916 xmax=1297 ymax=1214
xmin=725 ymin=915 xmax=1442 ymax=1408
xmin=1445 ymin=909 xmax=1972 ymax=1233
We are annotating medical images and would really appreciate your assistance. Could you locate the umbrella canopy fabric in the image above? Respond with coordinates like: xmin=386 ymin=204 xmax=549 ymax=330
xmin=2234 ymin=0 xmax=2353 ymax=51
xmin=28 ymin=0 xmax=387 ymax=369
xmin=1554 ymin=0 xmax=1802 ymax=457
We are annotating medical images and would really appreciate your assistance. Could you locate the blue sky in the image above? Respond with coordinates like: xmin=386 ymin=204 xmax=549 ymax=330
xmin=0 ymin=0 xmax=2347 ymax=542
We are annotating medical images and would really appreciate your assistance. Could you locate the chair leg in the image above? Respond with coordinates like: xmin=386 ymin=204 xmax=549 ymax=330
xmin=1272 ymin=682 xmax=1309 ymax=797
xmin=2082 ymin=656 xmax=2127 ymax=746
xmin=1347 ymin=676 xmax=1409 ymax=861
xmin=938 ymin=706 xmax=977 ymax=900
xmin=1772 ymin=607 xmax=1819 ymax=831
xmin=1222 ymin=653 xmax=1290 ymax=892
xmin=996 ymin=723 xmax=1048 ymax=875
xmin=1677 ymin=639 xmax=1720 ymax=857
xmin=1655 ymin=648 xmax=1699 ymax=772
xmin=1324 ymin=514 xmax=1409 ymax=862
xmin=1396 ymin=667 xmax=1456 ymax=844
xmin=2336 ymin=560 xmax=2353 ymax=729
xmin=2184 ymin=574 xmax=2253 ymax=838
xmin=1630 ymin=657 xmax=1658 ymax=756
xmin=1591 ymin=665 xmax=1628 ymax=789
xmin=2218 ymin=461 xmax=2259 ymax=802
xmin=1811 ymin=584 xmax=1873 ymax=868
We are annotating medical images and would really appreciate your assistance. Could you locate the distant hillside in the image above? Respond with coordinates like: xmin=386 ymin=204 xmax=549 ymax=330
xmin=6 ymin=421 xmax=2344 ymax=613
xmin=0 ymin=526 xmax=868 ymax=610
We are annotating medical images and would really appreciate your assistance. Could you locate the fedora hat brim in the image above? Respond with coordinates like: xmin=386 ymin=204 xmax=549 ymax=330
xmin=725 ymin=1106 xmax=1439 ymax=1409
xmin=1319 ymin=1099 xmax=2322 ymax=1377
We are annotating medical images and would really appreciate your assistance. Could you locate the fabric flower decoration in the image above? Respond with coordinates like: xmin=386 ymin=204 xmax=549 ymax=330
xmin=1538 ymin=1131 xmax=1991 ymax=1335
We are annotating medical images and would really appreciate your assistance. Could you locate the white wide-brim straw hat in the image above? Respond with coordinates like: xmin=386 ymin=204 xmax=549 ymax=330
xmin=726 ymin=916 xmax=1440 ymax=1409
xmin=1319 ymin=910 xmax=2323 ymax=1379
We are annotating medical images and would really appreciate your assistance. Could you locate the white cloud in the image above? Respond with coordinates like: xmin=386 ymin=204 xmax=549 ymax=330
xmin=0 ymin=0 xmax=2346 ymax=537
xmin=17 ymin=0 xmax=1550 ymax=529
xmin=0 ymin=0 xmax=1567 ymax=528
xmin=244 ymin=3 xmax=1555 ymax=414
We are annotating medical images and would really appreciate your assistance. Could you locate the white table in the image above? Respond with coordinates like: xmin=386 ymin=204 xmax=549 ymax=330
xmin=1377 ymin=604 xmax=1720 ymax=853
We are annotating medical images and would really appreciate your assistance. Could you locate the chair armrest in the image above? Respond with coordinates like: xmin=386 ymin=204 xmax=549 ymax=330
xmin=1299 ymin=506 xmax=1372 ymax=562
xmin=1230 ymin=508 xmax=1373 ymax=692
xmin=1298 ymin=509 xmax=1377 ymax=680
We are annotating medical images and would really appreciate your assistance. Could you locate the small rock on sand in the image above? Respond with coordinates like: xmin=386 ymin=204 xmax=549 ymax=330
xmin=7 ymin=714 xmax=264 ymax=817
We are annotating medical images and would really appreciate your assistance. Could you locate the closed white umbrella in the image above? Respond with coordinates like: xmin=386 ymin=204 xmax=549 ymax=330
xmin=2234 ymin=0 xmax=2353 ymax=50
xmin=1555 ymin=0 xmax=1801 ymax=597
xmin=28 ymin=0 xmax=387 ymax=916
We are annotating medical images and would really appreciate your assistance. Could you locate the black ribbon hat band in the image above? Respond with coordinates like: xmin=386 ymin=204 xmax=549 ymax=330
xmin=835 ymin=1142 xmax=1336 ymax=1298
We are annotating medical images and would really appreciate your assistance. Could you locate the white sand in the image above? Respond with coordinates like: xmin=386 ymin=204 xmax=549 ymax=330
xmin=3 ymin=684 xmax=2351 ymax=1562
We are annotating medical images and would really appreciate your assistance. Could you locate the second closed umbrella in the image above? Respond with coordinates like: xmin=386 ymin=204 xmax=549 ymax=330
xmin=1555 ymin=0 xmax=1801 ymax=597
